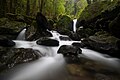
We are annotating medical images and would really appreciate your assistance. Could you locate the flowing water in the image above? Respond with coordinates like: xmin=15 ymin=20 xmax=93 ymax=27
xmin=16 ymin=28 xmax=26 ymax=40
xmin=1 ymin=20 xmax=120 ymax=80
xmin=73 ymin=19 xmax=77 ymax=32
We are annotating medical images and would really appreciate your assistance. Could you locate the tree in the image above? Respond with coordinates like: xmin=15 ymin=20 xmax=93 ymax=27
xmin=65 ymin=0 xmax=74 ymax=15
xmin=26 ymin=0 xmax=30 ymax=16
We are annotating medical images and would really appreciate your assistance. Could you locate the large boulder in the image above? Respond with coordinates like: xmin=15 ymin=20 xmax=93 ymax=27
xmin=0 ymin=48 xmax=39 ymax=72
xmin=25 ymin=21 xmax=52 ymax=41
xmin=56 ymin=15 xmax=73 ymax=32
xmin=36 ymin=37 xmax=59 ymax=46
xmin=58 ymin=45 xmax=82 ymax=58
xmin=82 ymin=31 xmax=120 ymax=58
xmin=77 ymin=1 xmax=120 ymax=33
xmin=0 ymin=38 xmax=15 ymax=47
xmin=0 ymin=18 xmax=26 ymax=40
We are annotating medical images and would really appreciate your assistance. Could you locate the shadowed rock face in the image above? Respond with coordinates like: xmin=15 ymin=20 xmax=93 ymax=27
xmin=36 ymin=37 xmax=59 ymax=46
xmin=0 ymin=38 xmax=15 ymax=47
xmin=109 ymin=14 xmax=120 ymax=39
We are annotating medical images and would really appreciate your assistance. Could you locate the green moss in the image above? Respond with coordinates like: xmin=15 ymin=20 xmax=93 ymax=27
xmin=0 ymin=18 xmax=26 ymax=33
xmin=94 ymin=31 xmax=119 ymax=44
xmin=79 ymin=1 xmax=112 ymax=21
xmin=56 ymin=15 xmax=72 ymax=30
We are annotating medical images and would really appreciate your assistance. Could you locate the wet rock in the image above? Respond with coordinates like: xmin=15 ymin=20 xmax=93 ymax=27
xmin=0 ymin=38 xmax=15 ymax=47
xmin=6 ymin=48 xmax=39 ymax=68
xmin=0 ymin=48 xmax=39 ymax=72
xmin=36 ymin=37 xmax=59 ymax=46
xmin=58 ymin=45 xmax=82 ymax=57
xmin=69 ymin=32 xmax=81 ymax=41
xmin=72 ymin=42 xmax=84 ymax=48
xmin=59 ymin=36 xmax=72 ymax=41
xmin=76 ymin=27 xmax=94 ymax=38
xmin=82 ymin=31 xmax=120 ymax=58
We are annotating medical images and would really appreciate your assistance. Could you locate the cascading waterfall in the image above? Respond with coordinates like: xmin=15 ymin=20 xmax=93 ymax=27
xmin=16 ymin=28 xmax=26 ymax=40
xmin=73 ymin=19 xmax=77 ymax=32
xmin=2 ymin=21 xmax=120 ymax=80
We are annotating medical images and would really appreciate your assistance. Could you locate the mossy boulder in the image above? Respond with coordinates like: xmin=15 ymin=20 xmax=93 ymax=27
xmin=77 ymin=1 xmax=120 ymax=32
xmin=25 ymin=21 xmax=52 ymax=41
xmin=0 ymin=18 xmax=26 ymax=39
xmin=56 ymin=15 xmax=73 ymax=31
xmin=0 ymin=48 xmax=39 ymax=72
xmin=82 ymin=31 xmax=120 ymax=58
xmin=78 ymin=1 xmax=111 ymax=21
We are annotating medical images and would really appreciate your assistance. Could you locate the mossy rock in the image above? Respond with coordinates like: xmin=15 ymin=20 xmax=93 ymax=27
xmin=79 ymin=1 xmax=111 ymax=21
xmin=0 ymin=18 xmax=26 ymax=34
xmin=56 ymin=15 xmax=73 ymax=31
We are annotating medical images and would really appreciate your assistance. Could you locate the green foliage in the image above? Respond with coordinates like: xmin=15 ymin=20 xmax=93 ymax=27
xmin=15 ymin=0 xmax=26 ymax=14
xmin=79 ymin=1 xmax=111 ymax=21
xmin=56 ymin=15 xmax=72 ymax=30
xmin=65 ymin=0 xmax=74 ymax=15
xmin=75 ymin=0 xmax=88 ymax=18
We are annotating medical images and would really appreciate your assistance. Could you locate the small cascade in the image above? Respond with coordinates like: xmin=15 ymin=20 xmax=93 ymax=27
xmin=73 ymin=19 xmax=77 ymax=32
xmin=16 ymin=28 xmax=26 ymax=40
xmin=2 ymin=30 xmax=120 ymax=80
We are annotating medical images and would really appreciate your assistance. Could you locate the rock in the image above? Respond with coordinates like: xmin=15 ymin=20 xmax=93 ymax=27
xmin=36 ymin=12 xmax=49 ymax=31
xmin=57 ymin=45 xmax=82 ymax=57
xmin=0 ymin=38 xmax=15 ymax=47
xmin=25 ymin=21 xmax=52 ymax=41
xmin=57 ymin=28 xmax=71 ymax=36
xmin=56 ymin=15 xmax=73 ymax=31
xmin=6 ymin=48 xmax=39 ymax=68
xmin=0 ymin=18 xmax=26 ymax=40
xmin=59 ymin=36 xmax=72 ymax=41
xmin=69 ymin=32 xmax=81 ymax=41
xmin=82 ymin=31 xmax=120 ymax=58
xmin=36 ymin=37 xmax=59 ymax=46
xmin=0 ymin=48 xmax=39 ymax=72
xmin=76 ymin=27 xmax=94 ymax=38
xmin=72 ymin=42 xmax=84 ymax=48
xmin=76 ymin=1 xmax=120 ymax=34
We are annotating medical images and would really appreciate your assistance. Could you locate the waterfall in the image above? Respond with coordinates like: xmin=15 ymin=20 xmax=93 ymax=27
xmin=16 ymin=28 xmax=26 ymax=40
xmin=73 ymin=19 xmax=77 ymax=32
xmin=2 ymin=30 xmax=120 ymax=80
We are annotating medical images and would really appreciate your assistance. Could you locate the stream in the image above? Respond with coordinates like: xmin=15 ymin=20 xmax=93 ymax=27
xmin=1 ymin=19 xmax=120 ymax=80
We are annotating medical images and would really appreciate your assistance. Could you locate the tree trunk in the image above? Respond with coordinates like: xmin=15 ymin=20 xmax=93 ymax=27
xmin=0 ymin=0 xmax=7 ymax=17
xmin=31 ymin=0 xmax=37 ymax=16
xmin=38 ymin=0 xmax=45 ymax=13
xmin=26 ymin=0 xmax=30 ymax=16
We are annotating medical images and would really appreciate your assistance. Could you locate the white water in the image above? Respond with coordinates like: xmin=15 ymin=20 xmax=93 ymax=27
xmin=2 ymin=22 xmax=120 ymax=80
xmin=16 ymin=28 xmax=26 ymax=40
xmin=73 ymin=19 xmax=77 ymax=32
